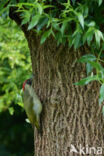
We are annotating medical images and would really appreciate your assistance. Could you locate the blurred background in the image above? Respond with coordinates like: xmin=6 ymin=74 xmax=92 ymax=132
xmin=0 ymin=17 xmax=34 ymax=156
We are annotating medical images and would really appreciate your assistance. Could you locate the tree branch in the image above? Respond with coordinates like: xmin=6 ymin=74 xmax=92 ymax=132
xmin=9 ymin=6 xmax=28 ymax=34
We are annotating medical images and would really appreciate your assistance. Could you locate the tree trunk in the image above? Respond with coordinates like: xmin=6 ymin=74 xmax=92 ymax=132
xmin=25 ymin=32 xmax=104 ymax=156
xmin=9 ymin=11 xmax=104 ymax=156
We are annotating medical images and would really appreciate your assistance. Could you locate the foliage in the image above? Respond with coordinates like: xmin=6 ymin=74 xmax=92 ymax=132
xmin=0 ymin=17 xmax=32 ymax=113
xmin=0 ymin=18 xmax=33 ymax=155
xmin=75 ymin=53 xmax=104 ymax=107
xmin=0 ymin=0 xmax=103 ymax=47
xmin=8 ymin=0 xmax=104 ymax=48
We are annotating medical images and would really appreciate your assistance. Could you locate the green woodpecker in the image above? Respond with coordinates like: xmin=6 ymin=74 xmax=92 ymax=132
xmin=22 ymin=78 xmax=42 ymax=131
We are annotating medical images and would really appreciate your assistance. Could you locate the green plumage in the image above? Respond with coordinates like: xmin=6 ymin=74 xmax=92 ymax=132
xmin=23 ymin=84 xmax=42 ymax=131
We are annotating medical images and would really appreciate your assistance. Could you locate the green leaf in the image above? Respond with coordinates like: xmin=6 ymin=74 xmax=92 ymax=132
xmin=21 ymin=18 xmax=29 ymax=25
xmin=72 ymin=33 xmax=81 ymax=49
xmin=21 ymin=11 xmax=31 ymax=25
xmin=60 ymin=22 xmax=68 ymax=36
xmin=28 ymin=15 xmax=40 ymax=30
xmin=88 ymin=21 xmax=96 ymax=27
xmin=83 ymin=27 xmax=94 ymax=45
xmin=89 ymin=61 xmax=103 ymax=71
xmin=37 ymin=17 xmax=48 ymax=31
xmin=37 ymin=3 xmax=43 ymax=14
xmin=86 ymin=63 xmax=93 ymax=76
xmin=78 ymin=54 xmax=96 ymax=63
xmin=40 ymin=29 xmax=52 ymax=44
xmin=43 ymin=5 xmax=54 ymax=9
xmin=74 ymin=75 xmax=98 ymax=86
xmin=77 ymin=13 xmax=84 ymax=29
xmin=98 ymin=0 xmax=103 ymax=6
xmin=0 ymin=0 xmax=9 ymax=11
xmin=55 ymin=32 xmax=63 ymax=45
xmin=83 ymin=6 xmax=89 ymax=17
xmin=95 ymin=29 xmax=104 ymax=47
xmin=18 ymin=102 xmax=23 ymax=108
xmin=71 ymin=0 xmax=76 ymax=5
xmin=68 ymin=35 xmax=73 ymax=48
xmin=52 ymin=22 xmax=60 ymax=31
xmin=9 ymin=107 xmax=14 ymax=115
xmin=99 ymin=84 xmax=104 ymax=104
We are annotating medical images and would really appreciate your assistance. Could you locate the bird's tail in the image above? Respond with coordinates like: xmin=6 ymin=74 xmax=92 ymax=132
xmin=35 ymin=115 xmax=43 ymax=136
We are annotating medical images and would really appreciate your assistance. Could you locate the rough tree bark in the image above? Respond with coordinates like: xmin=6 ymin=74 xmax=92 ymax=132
xmin=9 ymin=9 xmax=104 ymax=156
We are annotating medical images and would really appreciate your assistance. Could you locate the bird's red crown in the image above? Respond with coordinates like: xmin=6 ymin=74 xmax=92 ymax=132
xmin=22 ymin=80 xmax=27 ymax=91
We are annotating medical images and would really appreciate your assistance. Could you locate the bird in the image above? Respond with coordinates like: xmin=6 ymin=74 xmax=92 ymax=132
xmin=22 ymin=78 xmax=42 ymax=132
